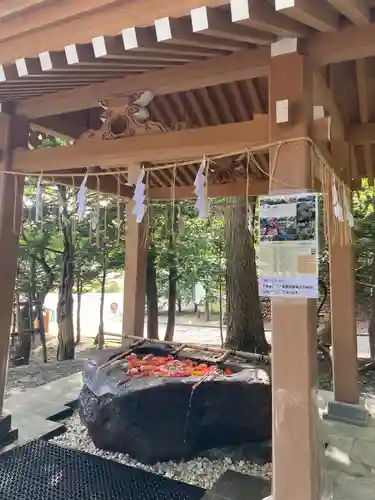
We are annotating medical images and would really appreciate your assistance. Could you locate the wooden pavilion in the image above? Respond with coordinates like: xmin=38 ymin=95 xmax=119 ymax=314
xmin=0 ymin=0 xmax=373 ymax=498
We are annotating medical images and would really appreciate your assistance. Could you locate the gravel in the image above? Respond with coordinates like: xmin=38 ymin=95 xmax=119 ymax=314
xmin=52 ymin=412 xmax=272 ymax=490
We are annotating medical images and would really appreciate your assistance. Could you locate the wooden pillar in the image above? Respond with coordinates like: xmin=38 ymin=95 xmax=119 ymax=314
xmin=329 ymin=142 xmax=359 ymax=404
xmin=122 ymin=165 xmax=147 ymax=341
xmin=269 ymin=49 xmax=319 ymax=500
xmin=0 ymin=113 xmax=28 ymax=414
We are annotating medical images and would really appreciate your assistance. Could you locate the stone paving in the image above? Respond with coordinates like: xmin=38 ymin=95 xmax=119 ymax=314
xmin=318 ymin=391 xmax=375 ymax=499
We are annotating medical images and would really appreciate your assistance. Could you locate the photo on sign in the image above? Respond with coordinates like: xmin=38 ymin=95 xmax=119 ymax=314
xmin=259 ymin=194 xmax=316 ymax=242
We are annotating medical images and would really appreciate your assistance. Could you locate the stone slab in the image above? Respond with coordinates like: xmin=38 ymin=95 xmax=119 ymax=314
xmin=322 ymin=416 xmax=375 ymax=443
xmin=351 ymin=439 xmax=375 ymax=470
xmin=203 ymin=471 xmax=271 ymax=500
xmin=0 ymin=411 xmax=18 ymax=448
xmin=4 ymin=372 xmax=82 ymax=420
xmin=1 ymin=373 xmax=82 ymax=454
xmin=323 ymin=400 xmax=369 ymax=427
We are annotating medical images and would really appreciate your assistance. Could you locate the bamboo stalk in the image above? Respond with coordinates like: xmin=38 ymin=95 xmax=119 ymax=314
xmin=99 ymin=338 xmax=146 ymax=371
xmin=106 ymin=333 xmax=271 ymax=363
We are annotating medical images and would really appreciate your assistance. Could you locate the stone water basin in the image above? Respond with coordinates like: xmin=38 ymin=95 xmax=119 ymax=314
xmin=79 ymin=342 xmax=271 ymax=464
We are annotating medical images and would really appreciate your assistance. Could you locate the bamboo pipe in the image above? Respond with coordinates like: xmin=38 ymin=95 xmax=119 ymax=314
xmin=106 ymin=333 xmax=271 ymax=363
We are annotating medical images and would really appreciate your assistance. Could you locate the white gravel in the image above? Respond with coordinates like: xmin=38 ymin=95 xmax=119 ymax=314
xmin=52 ymin=412 xmax=272 ymax=490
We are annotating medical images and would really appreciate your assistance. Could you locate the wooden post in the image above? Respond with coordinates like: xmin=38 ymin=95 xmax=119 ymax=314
xmin=329 ymin=142 xmax=359 ymax=404
xmin=268 ymin=48 xmax=319 ymax=500
xmin=0 ymin=113 xmax=28 ymax=414
xmin=122 ymin=165 xmax=147 ymax=342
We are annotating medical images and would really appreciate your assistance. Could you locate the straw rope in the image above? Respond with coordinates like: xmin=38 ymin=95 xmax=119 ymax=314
xmin=6 ymin=136 xmax=354 ymax=245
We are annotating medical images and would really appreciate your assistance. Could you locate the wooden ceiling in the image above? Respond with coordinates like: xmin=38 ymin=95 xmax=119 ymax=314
xmin=3 ymin=0 xmax=375 ymax=187
xmin=0 ymin=0 xmax=373 ymax=103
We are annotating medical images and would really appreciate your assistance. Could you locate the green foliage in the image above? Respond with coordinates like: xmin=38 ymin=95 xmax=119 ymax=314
xmin=151 ymin=201 xmax=224 ymax=305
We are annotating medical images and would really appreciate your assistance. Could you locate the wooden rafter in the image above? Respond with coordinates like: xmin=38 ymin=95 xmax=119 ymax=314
xmin=0 ymin=0 xmax=229 ymax=64
xmin=275 ymin=0 xmax=339 ymax=32
xmin=16 ymin=47 xmax=270 ymax=118
xmin=325 ymin=0 xmax=370 ymax=25
xmin=190 ymin=5 xmax=275 ymax=45
xmin=148 ymin=179 xmax=269 ymax=199
xmin=154 ymin=16 xmax=250 ymax=52
xmin=230 ymin=0 xmax=310 ymax=37
xmin=313 ymin=70 xmax=345 ymax=140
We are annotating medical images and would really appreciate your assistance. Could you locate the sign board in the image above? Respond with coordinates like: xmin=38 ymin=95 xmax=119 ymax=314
xmin=258 ymin=193 xmax=319 ymax=299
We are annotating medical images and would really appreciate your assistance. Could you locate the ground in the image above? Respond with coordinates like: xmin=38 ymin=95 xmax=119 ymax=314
xmin=5 ymin=316 xmax=375 ymax=498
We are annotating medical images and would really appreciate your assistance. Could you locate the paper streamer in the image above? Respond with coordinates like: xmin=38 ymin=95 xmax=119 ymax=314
xmin=35 ymin=174 xmax=43 ymax=222
xmin=132 ymin=167 xmax=146 ymax=224
xmin=194 ymin=157 xmax=208 ymax=218
xmin=343 ymin=190 xmax=354 ymax=228
xmin=77 ymin=173 xmax=88 ymax=221
xmin=248 ymin=205 xmax=253 ymax=234
xmin=331 ymin=181 xmax=343 ymax=221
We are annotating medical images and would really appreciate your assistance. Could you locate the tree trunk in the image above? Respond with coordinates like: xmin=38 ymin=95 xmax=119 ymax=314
xmin=177 ymin=297 xmax=182 ymax=314
xmin=76 ymin=280 xmax=82 ymax=345
xmin=205 ymin=292 xmax=210 ymax=322
xmin=164 ymin=206 xmax=178 ymax=342
xmin=97 ymin=251 xmax=107 ymax=349
xmin=368 ymin=254 xmax=375 ymax=358
xmin=57 ymin=186 xmax=75 ymax=361
xmin=146 ymin=244 xmax=159 ymax=339
xmin=224 ymin=197 xmax=269 ymax=354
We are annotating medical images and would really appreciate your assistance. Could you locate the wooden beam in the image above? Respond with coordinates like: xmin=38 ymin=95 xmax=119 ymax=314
xmin=12 ymin=116 xmax=332 ymax=174
xmin=149 ymin=179 xmax=269 ymax=199
xmin=0 ymin=0 xmax=228 ymax=65
xmin=154 ymin=15 xmax=250 ymax=51
xmin=313 ymin=70 xmax=345 ymax=140
xmin=16 ymin=47 xmax=270 ymax=119
xmin=268 ymin=52 xmax=318 ymax=500
xmin=122 ymin=26 xmax=224 ymax=58
xmin=348 ymin=123 xmax=375 ymax=146
xmin=0 ymin=113 xmax=29 ymax=414
xmin=275 ymin=0 xmax=339 ymax=32
xmin=16 ymin=20 xmax=375 ymax=119
xmin=122 ymin=163 xmax=147 ymax=340
xmin=355 ymin=59 xmax=374 ymax=184
xmin=230 ymin=0 xmax=310 ymax=37
xmin=325 ymin=0 xmax=370 ymax=25
xmin=11 ymin=118 xmax=270 ymax=173
xmin=306 ymin=21 xmax=375 ymax=65
xmin=92 ymin=35 xmax=200 ymax=63
xmin=190 ymin=5 xmax=275 ymax=45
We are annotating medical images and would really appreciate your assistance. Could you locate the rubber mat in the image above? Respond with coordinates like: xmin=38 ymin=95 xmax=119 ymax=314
xmin=0 ymin=440 xmax=205 ymax=500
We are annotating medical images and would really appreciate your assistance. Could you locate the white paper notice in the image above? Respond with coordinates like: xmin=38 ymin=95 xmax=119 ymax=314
xmin=258 ymin=193 xmax=319 ymax=299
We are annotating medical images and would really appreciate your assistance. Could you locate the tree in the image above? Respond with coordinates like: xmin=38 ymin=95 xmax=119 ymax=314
xmin=56 ymin=185 xmax=75 ymax=361
xmin=224 ymin=197 xmax=269 ymax=354
xmin=146 ymin=243 xmax=159 ymax=339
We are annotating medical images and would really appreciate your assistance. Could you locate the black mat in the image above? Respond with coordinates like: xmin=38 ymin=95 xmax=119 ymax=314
xmin=0 ymin=440 xmax=205 ymax=500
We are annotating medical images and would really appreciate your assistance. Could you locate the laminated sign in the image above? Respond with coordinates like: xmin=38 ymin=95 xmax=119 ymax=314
xmin=258 ymin=193 xmax=319 ymax=299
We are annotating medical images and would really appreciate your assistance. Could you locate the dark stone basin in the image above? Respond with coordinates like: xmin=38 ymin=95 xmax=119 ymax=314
xmin=79 ymin=342 xmax=271 ymax=464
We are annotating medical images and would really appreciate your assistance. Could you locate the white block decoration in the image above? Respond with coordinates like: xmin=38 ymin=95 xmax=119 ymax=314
xmin=194 ymin=157 xmax=208 ymax=218
xmin=132 ymin=168 xmax=146 ymax=223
